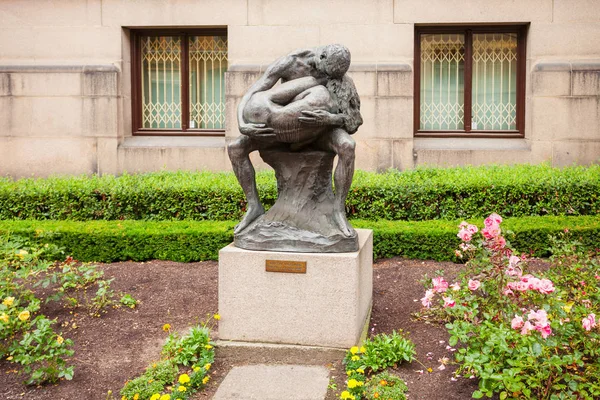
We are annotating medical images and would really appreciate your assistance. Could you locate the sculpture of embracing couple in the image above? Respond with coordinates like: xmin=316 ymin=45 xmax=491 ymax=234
xmin=228 ymin=44 xmax=363 ymax=244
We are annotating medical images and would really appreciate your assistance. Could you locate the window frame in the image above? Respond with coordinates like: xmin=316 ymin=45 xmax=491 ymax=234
xmin=131 ymin=28 xmax=228 ymax=136
xmin=414 ymin=24 xmax=528 ymax=138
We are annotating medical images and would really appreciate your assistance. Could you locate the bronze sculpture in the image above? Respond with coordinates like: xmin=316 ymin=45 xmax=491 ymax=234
xmin=228 ymin=44 xmax=362 ymax=252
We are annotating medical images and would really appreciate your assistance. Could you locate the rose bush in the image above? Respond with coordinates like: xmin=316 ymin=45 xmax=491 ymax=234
xmin=420 ymin=214 xmax=600 ymax=399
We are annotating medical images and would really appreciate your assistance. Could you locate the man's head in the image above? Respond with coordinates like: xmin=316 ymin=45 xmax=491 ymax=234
xmin=315 ymin=44 xmax=351 ymax=79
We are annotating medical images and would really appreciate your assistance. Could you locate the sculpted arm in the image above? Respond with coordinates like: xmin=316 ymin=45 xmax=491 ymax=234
xmin=237 ymin=55 xmax=295 ymax=137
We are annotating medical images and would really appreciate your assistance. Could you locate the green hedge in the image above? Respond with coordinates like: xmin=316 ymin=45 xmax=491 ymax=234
xmin=1 ymin=164 xmax=599 ymax=221
xmin=1 ymin=216 xmax=597 ymax=262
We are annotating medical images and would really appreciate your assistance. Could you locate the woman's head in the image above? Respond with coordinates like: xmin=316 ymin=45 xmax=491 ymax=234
xmin=315 ymin=44 xmax=351 ymax=79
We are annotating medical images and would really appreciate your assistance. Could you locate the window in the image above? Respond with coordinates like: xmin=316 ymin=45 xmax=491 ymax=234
xmin=131 ymin=29 xmax=228 ymax=135
xmin=414 ymin=25 xmax=527 ymax=137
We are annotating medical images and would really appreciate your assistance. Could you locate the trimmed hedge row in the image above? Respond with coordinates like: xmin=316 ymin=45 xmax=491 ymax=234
xmin=1 ymin=216 xmax=597 ymax=262
xmin=1 ymin=164 xmax=599 ymax=221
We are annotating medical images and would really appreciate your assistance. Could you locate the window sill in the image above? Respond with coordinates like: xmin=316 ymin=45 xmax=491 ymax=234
xmin=414 ymin=137 xmax=530 ymax=151
xmin=120 ymin=136 xmax=225 ymax=149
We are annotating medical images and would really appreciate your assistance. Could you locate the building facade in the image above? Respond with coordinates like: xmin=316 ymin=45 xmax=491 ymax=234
xmin=1 ymin=0 xmax=599 ymax=177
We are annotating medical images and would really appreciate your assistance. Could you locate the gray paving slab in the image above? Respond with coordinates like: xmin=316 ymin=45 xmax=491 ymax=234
xmin=212 ymin=364 xmax=330 ymax=400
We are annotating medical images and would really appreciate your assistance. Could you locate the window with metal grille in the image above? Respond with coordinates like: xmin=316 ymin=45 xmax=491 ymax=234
xmin=414 ymin=25 xmax=527 ymax=138
xmin=131 ymin=29 xmax=228 ymax=136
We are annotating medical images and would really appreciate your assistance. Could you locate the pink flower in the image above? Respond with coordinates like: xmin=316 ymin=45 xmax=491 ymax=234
xmin=511 ymin=315 xmax=524 ymax=329
xmin=443 ymin=297 xmax=456 ymax=308
xmin=508 ymin=255 xmax=521 ymax=268
xmin=459 ymin=243 xmax=475 ymax=252
xmin=450 ymin=282 xmax=461 ymax=291
xmin=421 ymin=289 xmax=435 ymax=308
xmin=528 ymin=309 xmax=548 ymax=326
xmin=432 ymin=277 xmax=449 ymax=293
xmin=536 ymin=324 xmax=552 ymax=339
xmin=482 ymin=225 xmax=501 ymax=240
xmin=521 ymin=320 xmax=534 ymax=335
xmin=484 ymin=213 xmax=503 ymax=227
xmin=468 ymin=279 xmax=481 ymax=291
xmin=503 ymin=287 xmax=514 ymax=296
xmin=457 ymin=229 xmax=472 ymax=242
xmin=582 ymin=314 xmax=596 ymax=331
xmin=466 ymin=224 xmax=479 ymax=234
xmin=516 ymin=281 xmax=529 ymax=291
xmin=537 ymin=279 xmax=555 ymax=294
xmin=490 ymin=236 xmax=506 ymax=250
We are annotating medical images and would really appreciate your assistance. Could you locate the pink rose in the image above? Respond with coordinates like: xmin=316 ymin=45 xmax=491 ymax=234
xmin=432 ymin=277 xmax=449 ymax=293
xmin=443 ymin=297 xmax=456 ymax=308
xmin=484 ymin=213 xmax=503 ymax=227
xmin=528 ymin=309 xmax=548 ymax=326
xmin=582 ymin=313 xmax=596 ymax=331
xmin=468 ymin=279 xmax=481 ymax=291
xmin=467 ymin=224 xmax=479 ymax=234
xmin=511 ymin=315 xmax=524 ymax=329
xmin=537 ymin=279 xmax=555 ymax=294
xmin=457 ymin=229 xmax=472 ymax=242
xmin=536 ymin=324 xmax=552 ymax=339
xmin=521 ymin=320 xmax=534 ymax=335
xmin=516 ymin=281 xmax=529 ymax=291
xmin=421 ymin=289 xmax=435 ymax=308
xmin=482 ymin=225 xmax=501 ymax=240
xmin=491 ymin=236 xmax=506 ymax=250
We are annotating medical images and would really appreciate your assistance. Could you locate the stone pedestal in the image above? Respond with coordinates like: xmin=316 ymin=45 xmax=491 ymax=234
xmin=234 ymin=148 xmax=359 ymax=253
xmin=219 ymin=229 xmax=373 ymax=348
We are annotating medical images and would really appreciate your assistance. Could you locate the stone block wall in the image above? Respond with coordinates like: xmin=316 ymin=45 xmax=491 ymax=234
xmin=0 ymin=0 xmax=599 ymax=176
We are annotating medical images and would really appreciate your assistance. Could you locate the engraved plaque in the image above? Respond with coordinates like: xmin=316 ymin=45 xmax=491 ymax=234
xmin=265 ymin=260 xmax=307 ymax=274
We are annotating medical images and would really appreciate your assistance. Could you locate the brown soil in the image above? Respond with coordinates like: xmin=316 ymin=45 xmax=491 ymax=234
xmin=0 ymin=257 xmax=518 ymax=400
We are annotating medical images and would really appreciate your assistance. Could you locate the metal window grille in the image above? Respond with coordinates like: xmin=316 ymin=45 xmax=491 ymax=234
xmin=141 ymin=36 xmax=182 ymax=129
xmin=420 ymin=34 xmax=465 ymax=131
xmin=472 ymin=33 xmax=518 ymax=131
xmin=189 ymin=36 xmax=228 ymax=130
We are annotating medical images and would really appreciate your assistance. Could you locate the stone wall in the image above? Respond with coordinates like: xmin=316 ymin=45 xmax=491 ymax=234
xmin=0 ymin=0 xmax=599 ymax=177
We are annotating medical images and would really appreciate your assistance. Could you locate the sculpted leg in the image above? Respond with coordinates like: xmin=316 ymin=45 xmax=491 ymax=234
xmin=227 ymin=135 xmax=264 ymax=234
xmin=317 ymin=128 xmax=356 ymax=237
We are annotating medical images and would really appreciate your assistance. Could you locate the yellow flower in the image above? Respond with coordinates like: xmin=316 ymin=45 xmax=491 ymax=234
xmin=341 ymin=391 xmax=355 ymax=400
xmin=205 ymin=344 xmax=213 ymax=350
xmin=56 ymin=335 xmax=64 ymax=345
xmin=16 ymin=250 xmax=28 ymax=259
xmin=178 ymin=374 xmax=190 ymax=384
xmin=18 ymin=310 xmax=30 ymax=322
xmin=150 ymin=395 xmax=160 ymax=400
xmin=351 ymin=355 xmax=359 ymax=361
xmin=348 ymin=379 xmax=359 ymax=389
xmin=379 ymin=380 xmax=387 ymax=386
xmin=346 ymin=370 xmax=352 ymax=376
xmin=350 ymin=346 xmax=359 ymax=355
xmin=3 ymin=297 xmax=14 ymax=307
xmin=359 ymin=346 xmax=366 ymax=353
xmin=356 ymin=368 xmax=364 ymax=374
xmin=133 ymin=394 xmax=139 ymax=400
xmin=162 ymin=323 xmax=171 ymax=332
xmin=0 ymin=313 xmax=9 ymax=323
xmin=193 ymin=366 xmax=201 ymax=372
xmin=213 ymin=313 xmax=221 ymax=320
xmin=178 ymin=386 xmax=186 ymax=392
xmin=204 ymin=363 xmax=212 ymax=371
xmin=373 ymin=393 xmax=380 ymax=399
xmin=202 ymin=376 xmax=210 ymax=384
xmin=121 ymin=396 xmax=127 ymax=400
xmin=159 ymin=395 xmax=170 ymax=400
xmin=357 ymin=381 xmax=364 ymax=387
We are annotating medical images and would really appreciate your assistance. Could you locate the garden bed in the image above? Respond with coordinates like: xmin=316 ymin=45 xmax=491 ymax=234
xmin=0 ymin=256 xmax=508 ymax=400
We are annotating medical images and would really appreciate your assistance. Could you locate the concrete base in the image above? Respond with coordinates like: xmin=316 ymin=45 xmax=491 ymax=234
xmin=218 ymin=229 xmax=373 ymax=348
xmin=212 ymin=365 xmax=330 ymax=400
